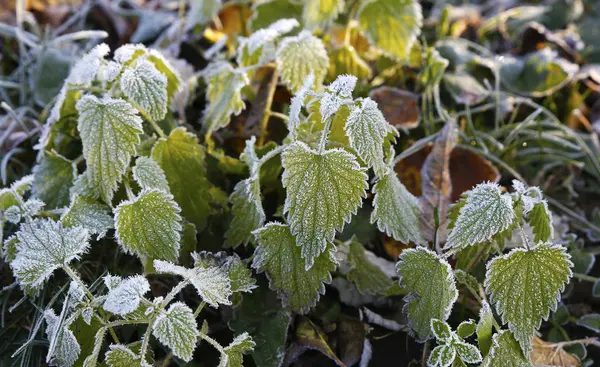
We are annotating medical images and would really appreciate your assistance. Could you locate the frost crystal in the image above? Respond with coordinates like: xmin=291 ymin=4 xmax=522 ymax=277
xmin=202 ymin=62 xmax=249 ymax=132
xmin=446 ymin=182 xmax=515 ymax=250
xmin=103 ymin=275 xmax=150 ymax=316
xmin=240 ymin=18 xmax=299 ymax=57
xmin=114 ymin=44 xmax=147 ymax=64
xmin=67 ymin=43 xmax=110 ymax=85
xmin=220 ymin=332 xmax=255 ymax=367
xmin=10 ymin=219 xmax=89 ymax=290
xmin=154 ymin=260 xmax=232 ymax=307
xmin=152 ymin=302 xmax=199 ymax=362
xmin=61 ymin=195 xmax=114 ymax=239
xmin=281 ymin=142 xmax=368 ymax=269
xmin=44 ymin=309 xmax=81 ymax=367
xmin=76 ymin=94 xmax=143 ymax=203
xmin=276 ymin=30 xmax=329 ymax=92
xmin=121 ymin=58 xmax=168 ymax=120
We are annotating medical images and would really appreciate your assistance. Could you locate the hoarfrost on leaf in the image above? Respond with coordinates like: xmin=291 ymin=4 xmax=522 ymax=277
xmin=154 ymin=260 xmax=232 ymax=307
xmin=396 ymin=247 xmax=458 ymax=341
xmin=103 ymin=275 xmax=150 ymax=316
xmin=252 ymin=222 xmax=337 ymax=313
xmin=121 ymin=58 xmax=169 ymax=121
xmin=220 ymin=332 xmax=256 ymax=367
xmin=445 ymin=182 xmax=515 ymax=250
xmin=345 ymin=97 xmax=397 ymax=173
xmin=191 ymin=251 xmax=257 ymax=293
xmin=114 ymin=189 xmax=182 ymax=261
xmin=225 ymin=177 xmax=265 ymax=247
xmin=44 ymin=309 xmax=81 ymax=367
xmin=202 ymin=62 xmax=249 ymax=132
xmin=152 ymin=302 xmax=199 ymax=362
xmin=61 ymin=195 xmax=113 ymax=239
xmin=481 ymin=330 xmax=532 ymax=367
xmin=484 ymin=242 xmax=572 ymax=353
xmin=10 ymin=219 xmax=89 ymax=290
xmin=32 ymin=151 xmax=76 ymax=209
xmin=76 ymin=94 xmax=143 ymax=203
xmin=276 ymin=30 xmax=329 ymax=92
xmin=339 ymin=238 xmax=393 ymax=295
xmin=105 ymin=344 xmax=150 ymax=367
xmin=370 ymin=170 xmax=424 ymax=244
xmin=288 ymin=73 xmax=314 ymax=139
xmin=132 ymin=156 xmax=170 ymax=192
xmin=281 ymin=141 xmax=367 ymax=269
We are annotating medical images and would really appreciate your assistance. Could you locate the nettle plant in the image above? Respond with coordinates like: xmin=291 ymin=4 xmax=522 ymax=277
xmin=1 ymin=15 xmax=574 ymax=367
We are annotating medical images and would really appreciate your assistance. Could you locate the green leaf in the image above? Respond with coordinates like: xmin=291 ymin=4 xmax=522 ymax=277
xmin=105 ymin=344 xmax=149 ymax=367
xmin=429 ymin=344 xmax=455 ymax=367
xmin=442 ymin=72 xmax=489 ymax=105
xmin=44 ymin=309 xmax=81 ymax=367
xmin=477 ymin=302 xmax=494 ymax=357
xmin=132 ymin=156 xmax=170 ymax=192
xmin=32 ymin=151 xmax=76 ymax=209
xmin=281 ymin=142 xmax=367 ymax=268
xmin=121 ymin=58 xmax=168 ymax=121
xmin=76 ymin=95 xmax=143 ymax=203
xmin=396 ymin=247 xmax=458 ymax=341
xmin=277 ymin=30 xmax=329 ymax=92
xmin=225 ymin=178 xmax=265 ymax=247
xmin=151 ymin=127 xmax=212 ymax=230
xmin=252 ymin=222 xmax=337 ymax=313
xmin=146 ymin=50 xmax=182 ymax=102
xmin=431 ymin=319 xmax=452 ymax=341
xmin=484 ymin=243 xmax=572 ymax=353
xmin=446 ymin=183 xmax=515 ymax=250
xmin=371 ymin=170 xmax=424 ymax=245
xmin=456 ymin=320 xmax=476 ymax=338
xmin=345 ymin=98 xmax=397 ymax=173
xmin=202 ymin=62 xmax=249 ymax=132
xmin=342 ymin=239 xmax=393 ymax=295
xmin=30 ymin=48 xmax=73 ymax=105
xmin=154 ymin=259 xmax=232 ymax=307
xmin=114 ymin=189 xmax=182 ymax=261
xmin=303 ymin=0 xmax=344 ymax=30
xmin=10 ymin=219 xmax=89 ymax=291
xmin=152 ymin=302 xmax=199 ymax=362
xmin=327 ymin=45 xmax=372 ymax=81
xmin=454 ymin=341 xmax=482 ymax=364
xmin=188 ymin=0 xmax=222 ymax=28
xmin=481 ymin=331 xmax=532 ymax=367
xmin=220 ymin=333 xmax=256 ymax=367
xmin=61 ymin=195 xmax=113 ymax=239
xmin=576 ymin=314 xmax=600 ymax=333
xmin=191 ymin=251 xmax=257 ymax=293
xmin=527 ymin=202 xmax=553 ymax=243
xmin=357 ymin=0 xmax=422 ymax=61
xmin=250 ymin=0 xmax=302 ymax=31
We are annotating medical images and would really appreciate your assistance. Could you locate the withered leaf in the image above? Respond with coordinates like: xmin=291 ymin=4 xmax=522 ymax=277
xmin=369 ymin=86 xmax=420 ymax=129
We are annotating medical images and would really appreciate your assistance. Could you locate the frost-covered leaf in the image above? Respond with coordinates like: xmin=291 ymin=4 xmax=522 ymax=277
xmin=371 ymin=170 xmax=424 ymax=244
xmin=396 ymin=247 xmax=458 ymax=341
xmin=252 ymin=223 xmax=337 ymax=313
xmin=44 ymin=309 xmax=81 ymax=367
xmin=342 ymin=239 xmax=393 ymax=295
xmin=220 ymin=332 xmax=255 ymax=367
xmin=61 ymin=195 xmax=113 ymax=239
xmin=146 ymin=50 xmax=182 ymax=102
xmin=456 ymin=320 xmax=476 ymax=338
xmin=132 ymin=156 xmax=170 ymax=192
xmin=481 ymin=331 xmax=532 ymax=367
xmin=446 ymin=183 xmax=515 ymax=250
xmin=154 ymin=260 xmax=232 ymax=307
xmin=484 ymin=243 xmax=572 ymax=353
xmin=191 ymin=251 xmax=257 ymax=293
xmin=454 ymin=341 xmax=482 ymax=364
xmin=431 ymin=319 xmax=452 ymax=341
xmin=346 ymin=97 xmax=396 ymax=172
xmin=114 ymin=189 xmax=182 ymax=261
xmin=5 ymin=198 xmax=45 ymax=224
xmin=70 ymin=172 xmax=100 ymax=200
xmin=202 ymin=62 xmax=249 ymax=132
xmin=121 ymin=59 xmax=168 ymax=121
xmin=152 ymin=302 xmax=199 ymax=362
xmin=428 ymin=344 xmax=455 ymax=367
xmin=277 ymin=30 xmax=329 ymax=92
xmin=103 ymin=275 xmax=150 ymax=316
xmin=188 ymin=0 xmax=221 ymax=28
xmin=10 ymin=219 xmax=89 ymax=290
xmin=76 ymin=95 xmax=143 ymax=203
xmin=288 ymin=73 xmax=315 ymax=139
xmin=32 ymin=151 xmax=76 ymax=209
xmin=151 ymin=128 xmax=212 ymax=230
xmin=318 ymin=74 xmax=356 ymax=122
xmin=237 ymin=19 xmax=299 ymax=68
xmin=281 ymin=142 xmax=367 ymax=268
xmin=225 ymin=178 xmax=264 ymax=247
xmin=528 ymin=202 xmax=553 ymax=243
xmin=105 ymin=344 xmax=150 ymax=367
xmin=357 ymin=0 xmax=422 ymax=61
xmin=303 ymin=0 xmax=344 ymax=30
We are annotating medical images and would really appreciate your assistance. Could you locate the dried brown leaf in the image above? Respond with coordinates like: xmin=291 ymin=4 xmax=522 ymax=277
xmin=369 ymin=86 xmax=420 ymax=129
xmin=531 ymin=337 xmax=580 ymax=367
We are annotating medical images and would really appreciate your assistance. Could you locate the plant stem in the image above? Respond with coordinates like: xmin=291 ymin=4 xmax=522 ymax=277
xmin=258 ymin=69 xmax=279 ymax=146
xmin=572 ymin=272 xmax=598 ymax=283
xmin=318 ymin=116 xmax=333 ymax=154
xmin=268 ymin=111 xmax=289 ymax=121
